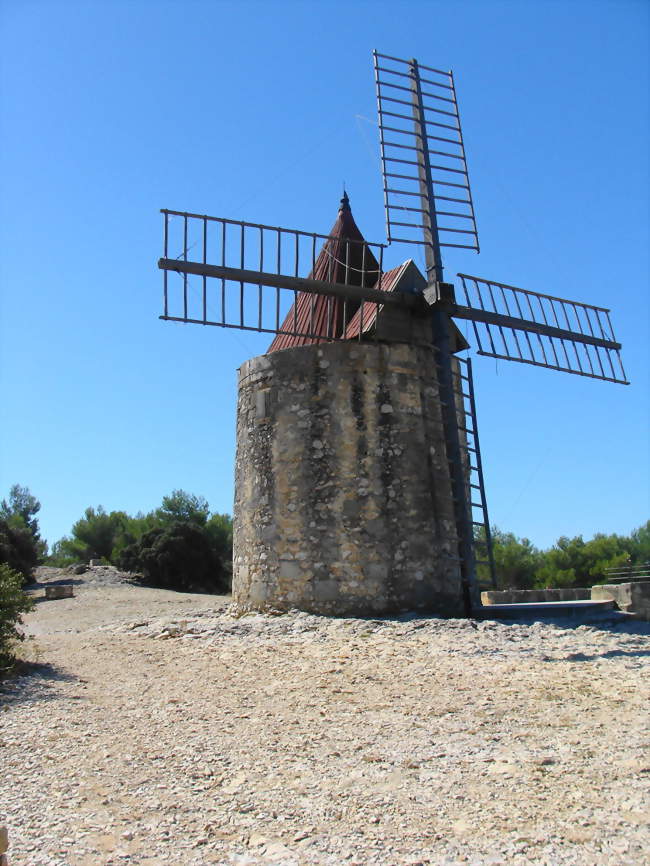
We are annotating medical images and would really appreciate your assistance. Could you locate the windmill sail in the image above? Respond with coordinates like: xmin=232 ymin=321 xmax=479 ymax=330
xmin=157 ymin=208 xmax=419 ymax=342
xmin=455 ymin=274 xmax=628 ymax=384
xmin=373 ymin=51 xmax=479 ymax=283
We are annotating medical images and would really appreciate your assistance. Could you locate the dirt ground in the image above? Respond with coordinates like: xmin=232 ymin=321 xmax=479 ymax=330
xmin=1 ymin=566 xmax=649 ymax=866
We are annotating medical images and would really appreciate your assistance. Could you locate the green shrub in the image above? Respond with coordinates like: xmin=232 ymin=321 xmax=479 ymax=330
xmin=0 ymin=563 xmax=34 ymax=673
xmin=0 ymin=485 xmax=46 ymax=582
xmin=117 ymin=521 xmax=227 ymax=594
xmin=0 ymin=517 xmax=39 ymax=585
xmin=49 ymin=506 xmax=131 ymax=565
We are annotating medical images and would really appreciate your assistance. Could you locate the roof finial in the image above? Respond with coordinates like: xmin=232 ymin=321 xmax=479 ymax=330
xmin=340 ymin=186 xmax=350 ymax=212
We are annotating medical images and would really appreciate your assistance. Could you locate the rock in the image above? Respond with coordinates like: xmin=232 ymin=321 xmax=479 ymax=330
xmin=45 ymin=585 xmax=74 ymax=599
xmin=0 ymin=826 xmax=7 ymax=853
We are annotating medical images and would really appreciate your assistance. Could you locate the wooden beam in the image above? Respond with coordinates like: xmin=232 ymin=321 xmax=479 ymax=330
xmin=449 ymin=304 xmax=622 ymax=351
xmin=158 ymin=259 xmax=421 ymax=309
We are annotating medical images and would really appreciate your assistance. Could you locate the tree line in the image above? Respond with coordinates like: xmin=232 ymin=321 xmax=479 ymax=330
xmin=0 ymin=482 xmax=648 ymax=674
xmin=1 ymin=483 xmax=648 ymax=594
xmin=0 ymin=485 xmax=232 ymax=671
xmin=0 ymin=486 xmax=231 ymax=594
xmin=50 ymin=489 xmax=233 ymax=594
xmin=477 ymin=523 xmax=650 ymax=590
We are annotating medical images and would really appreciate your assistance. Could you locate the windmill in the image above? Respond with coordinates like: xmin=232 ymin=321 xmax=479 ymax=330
xmin=157 ymin=51 xmax=627 ymax=616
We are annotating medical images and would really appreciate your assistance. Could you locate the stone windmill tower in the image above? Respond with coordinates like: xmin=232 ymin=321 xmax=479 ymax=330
xmin=157 ymin=52 xmax=627 ymax=618
xmin=234 ymin=191 xmax=474 ymax=617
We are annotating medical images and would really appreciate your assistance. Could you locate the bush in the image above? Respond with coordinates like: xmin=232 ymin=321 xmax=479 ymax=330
xmin=0 ymin=564 xmax=34 ymax=673
xmin=50 ymin=506 xmax=130 ymax=565
xmin=482 ymin=529 xmax=541 ymax=590
xmin=205 ymin=512 xmax=233 ymax=581
xmin=117 ymin=521 xmax=227 ymax=594
xmin=0 ymin=485 xmax=46 ymax=581
xmin=477 ymin=522 xmax=649 ymax=590
xmin=0 ymin=517 xmax=40 ymax=585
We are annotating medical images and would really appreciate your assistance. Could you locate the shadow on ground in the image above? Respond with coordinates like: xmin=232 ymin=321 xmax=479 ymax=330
xmin=546 ymin=648 xmax=650 ymax=662
xmin=476 ymin=611 xmax=650 ymax=636
xmin=26 ymin=578 xmax=85 ymax=589
xmin=0 ymin=660 xmax=79 ymax=707
xmin=368 ymin=609 xmax=650 ymax=636
xmin=30 ymin=593 xmax=83 ymax=606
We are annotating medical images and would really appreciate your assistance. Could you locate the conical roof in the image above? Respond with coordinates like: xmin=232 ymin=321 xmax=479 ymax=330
xmin=267 ymin=193 xmax=380 ymax=352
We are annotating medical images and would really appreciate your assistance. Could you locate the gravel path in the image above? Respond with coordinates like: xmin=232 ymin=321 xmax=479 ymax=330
xmin=1 ymin=567 xmax=649 ymax=865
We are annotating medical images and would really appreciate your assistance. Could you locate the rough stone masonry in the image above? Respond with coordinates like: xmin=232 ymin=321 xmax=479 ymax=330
xmin=233 ymin=339 xmax=466 ymax=616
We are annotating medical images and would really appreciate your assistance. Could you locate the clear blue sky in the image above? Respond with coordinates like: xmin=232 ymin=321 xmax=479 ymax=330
xmin=1 ymin=0 xmax=648 ymax=551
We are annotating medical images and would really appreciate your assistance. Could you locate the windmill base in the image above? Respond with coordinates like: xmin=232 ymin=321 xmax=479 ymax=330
xmin=233 ymin=340 xmax=467 ymax=617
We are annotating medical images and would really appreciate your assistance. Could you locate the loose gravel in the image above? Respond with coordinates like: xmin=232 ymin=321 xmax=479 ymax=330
xmin=1 ymin=567 xmax=648 ymax=865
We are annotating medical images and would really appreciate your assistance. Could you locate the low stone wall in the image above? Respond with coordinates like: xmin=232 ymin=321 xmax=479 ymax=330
xmin=591 ymin=582 xmax=650 ymax=621
xmin=481 ymin=588 xmax=591 ymax=605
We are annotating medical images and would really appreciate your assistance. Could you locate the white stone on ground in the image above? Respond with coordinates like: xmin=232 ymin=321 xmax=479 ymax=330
xmin=0 ymin=566 xmax=648 ymax=865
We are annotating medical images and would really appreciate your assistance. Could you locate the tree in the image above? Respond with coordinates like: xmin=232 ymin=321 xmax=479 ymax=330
xmin=117 ymin=521 xmax=226 ymax=593
xmin=0 ymin=485 xmax=46 ymax=582
xmin=480 ymin=523 xmax=648 ymax=590
xmin=109 ymin=511 xmax=159 ymax=563
xmin=581 ymin=533 xmax=629 ymax=584
xmin=1 ymin=485 xmax=41 ymax=536
xmin=0 ymin=518 xmax=40 ymax=583
xmin=534 ymin=533 xmax=631 ymax=587
xmin=488 ymin=529 xmax=541 ymax=590
xmin=47 ymin=491 xmax=233 ymax=582
xmin=52 ymin=507 xmax=129 ymax=564
xmin=206 ymin=512 xmax=233 ymax=580
xmin=629 ymin=520 xmax=650 ymax=565
xmin=0 ymin=563 xmax=34 ymax=673
xmin=156 ymin=490 xmax=210 ymax=527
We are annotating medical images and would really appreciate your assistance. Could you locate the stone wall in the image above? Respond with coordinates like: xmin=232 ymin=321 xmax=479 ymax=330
xmin=591 ymin=582 xmax=650 ymax=621
xmin=233 ymin=340 xmax=466 ymax=616
xmin=481 ymin=588 xmax=592 ymax=605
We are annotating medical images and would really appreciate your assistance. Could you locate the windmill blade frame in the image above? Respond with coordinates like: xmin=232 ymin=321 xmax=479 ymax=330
xmin=454 ymin=273 xmax=629 ymax=384
xmin=373 ymin=50 xmax=479 ymax=283
xmin=158 ymin=208 xmax=422 ymax=343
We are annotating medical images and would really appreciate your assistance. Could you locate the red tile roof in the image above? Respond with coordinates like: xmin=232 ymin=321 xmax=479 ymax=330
xmin=343 ymin=261 xmax=416 ymax=339
xmin=267 ymin=193 xmax=380 ymax=352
